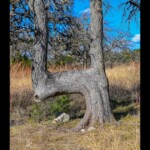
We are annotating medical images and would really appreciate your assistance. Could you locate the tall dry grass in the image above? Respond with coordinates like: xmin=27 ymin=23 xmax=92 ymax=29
xmin=106 ymin=62 xmax=140 ymax=90
xmin=10 ymin=62 xmax=140 ymax=91
xmin=106 ymin=62 xmax=140 ymax=101
xmin=10 ymin=62 xmax=140 ymax=110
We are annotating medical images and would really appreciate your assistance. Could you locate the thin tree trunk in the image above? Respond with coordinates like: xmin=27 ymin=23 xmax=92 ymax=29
xmin=28 ymin=0 xmax=115 ymax=131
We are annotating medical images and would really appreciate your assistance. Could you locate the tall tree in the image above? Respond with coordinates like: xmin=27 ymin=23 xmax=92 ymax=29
xmin=27 ymin=0 xmax=115 ymax=131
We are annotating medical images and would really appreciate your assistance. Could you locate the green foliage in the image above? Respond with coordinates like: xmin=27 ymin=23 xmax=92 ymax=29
xmin=112 ymin=103 xmax=138 ymax=120
xmin=55 ymin=55 xmax=76 ymax=65
xmin=27 ymin=101 xmax=52 ymax=123
xmin=10 ymin=52 xmax=32 ymax=67
xmin=50 ymin=95 xmax=71 ymax=116
xmin=104 ymin=49 xmax=140 ymax=68
xmin=121 ymin=50 xmax=133 ymax=63
xmin=27 ymin=95 xmax=71 ymax=122
xmin=133 ymin=49 xmax=140 ymax=62
xmin=119 ymin=49 xmax=140 ymax=63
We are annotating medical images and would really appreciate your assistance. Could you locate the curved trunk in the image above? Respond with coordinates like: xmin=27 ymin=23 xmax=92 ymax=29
xmin=29 ymin=0 xmax=115 ymax=131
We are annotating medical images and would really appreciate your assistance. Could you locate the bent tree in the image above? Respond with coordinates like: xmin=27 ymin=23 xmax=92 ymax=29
xmin=28 ymin=0 xmax=115 ymax=131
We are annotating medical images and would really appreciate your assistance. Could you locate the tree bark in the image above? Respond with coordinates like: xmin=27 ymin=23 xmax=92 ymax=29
xmin=29 ymin=0 xmax=115 ymax=131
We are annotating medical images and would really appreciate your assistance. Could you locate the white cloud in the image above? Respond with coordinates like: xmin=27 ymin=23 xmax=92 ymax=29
xmin=132 ymin=34 xmax=140 ymax=43
xmin=80 ymin=8 xmax=90 ymax=14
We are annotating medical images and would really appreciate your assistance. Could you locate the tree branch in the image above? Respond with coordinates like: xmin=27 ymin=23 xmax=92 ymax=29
xmin=129 ymin=0 xmax=140 ymax=10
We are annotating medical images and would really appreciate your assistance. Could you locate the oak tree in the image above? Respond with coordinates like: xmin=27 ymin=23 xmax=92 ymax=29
xmin=27 ymin=0 xmax=115 ymax=131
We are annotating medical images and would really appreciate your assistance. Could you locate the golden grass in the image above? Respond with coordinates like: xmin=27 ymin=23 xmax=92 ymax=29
xmin=10 ymin=63 xmax=32 ymax=92
xmin=10 ymin=114 xmax=140 ymax=150
xmin=10 ymin=62 xmax=140 ymax=150
xmin=10 ymin=62 xmax=140 ymax=93
xmin=106 ymin=62 xmax=140 ymax=90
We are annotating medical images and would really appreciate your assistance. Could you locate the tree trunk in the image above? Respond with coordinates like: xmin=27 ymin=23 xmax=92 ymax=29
xmin=29 ymin=0 xmax=115 ymax=131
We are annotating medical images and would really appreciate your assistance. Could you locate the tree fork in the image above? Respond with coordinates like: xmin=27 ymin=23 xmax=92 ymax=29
xmin=28 ymin=0 xmax=115 ymax=131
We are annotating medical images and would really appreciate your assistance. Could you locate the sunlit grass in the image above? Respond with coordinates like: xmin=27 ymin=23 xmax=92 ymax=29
xmin=10 ymin=115 xmax=140 ymax=150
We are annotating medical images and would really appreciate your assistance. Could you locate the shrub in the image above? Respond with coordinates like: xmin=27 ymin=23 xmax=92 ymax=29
xmin=27 ymin=101 xmax=52 ymax=123
xmin=27 ymin=95 xmax=71 ymax=122
xmin=55 ymin=55 xmax=76 ymax=66
xmin=10 ymin=52 xmax=32 ymax=67
xmin=50 ymin=95 xmax=71 ymax=116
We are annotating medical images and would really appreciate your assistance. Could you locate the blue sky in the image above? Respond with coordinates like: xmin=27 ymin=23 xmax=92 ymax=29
xmin=72 ymin=0 xmax=140 ymax=49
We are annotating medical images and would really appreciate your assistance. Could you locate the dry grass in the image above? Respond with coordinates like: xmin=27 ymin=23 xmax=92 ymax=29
xmin=10 ymin=62 xmax=140 ymax=150
xmin=10 ymin=62 xmax=140 ymax=92
xmin=10 ymin=114 xmax=140 ymax=150
xmin=10 ymin=62 xmax=140 ymax=108
xmin=106 ymin=62 xmax=140 ymax=90
xmin=10 ymin=63 xmax=32 ymax=92
xmin=106 ymin=62 xmax=140 ymax=101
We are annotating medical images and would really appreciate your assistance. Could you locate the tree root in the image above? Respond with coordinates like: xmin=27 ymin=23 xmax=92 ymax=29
xmin=71 ymin=109 xmax=92 ymax=132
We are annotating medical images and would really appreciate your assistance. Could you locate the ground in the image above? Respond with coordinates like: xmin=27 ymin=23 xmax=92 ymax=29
xmin=10 ymin=110 xmax=140 ymax=150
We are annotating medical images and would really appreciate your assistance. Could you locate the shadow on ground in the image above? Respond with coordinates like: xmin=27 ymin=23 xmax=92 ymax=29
xmin=109 ymin=84 xmax=140 ymax=120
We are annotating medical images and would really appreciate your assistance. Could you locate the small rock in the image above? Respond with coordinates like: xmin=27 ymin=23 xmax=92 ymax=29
xmin=52 ymin=113 xmax=70 ymax=123
xmin=87 ymin=127 xmax=96 ymax=132
xmin=81 ymin=129 xmax=85 ymax=133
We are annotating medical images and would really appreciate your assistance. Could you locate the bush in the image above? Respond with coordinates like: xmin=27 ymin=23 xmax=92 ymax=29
xmin=10 ymin=52 xmax=32 ymax=67
xmin=27 ymin=101 xmax=52 ymax=123
xmin=27 ymin=95 xmax=71 ymax=122
xmin=50 ymin=95 xmax=71 ymax=116
xmin=55 ymin=55 xmax=76 ymax=66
